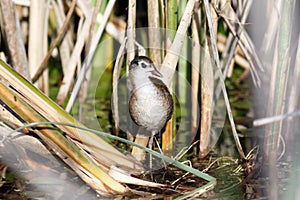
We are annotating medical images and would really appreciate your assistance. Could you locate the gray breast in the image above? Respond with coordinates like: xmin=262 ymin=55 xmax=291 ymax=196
xmin=129 ymin=77 xmax=173 ymax=132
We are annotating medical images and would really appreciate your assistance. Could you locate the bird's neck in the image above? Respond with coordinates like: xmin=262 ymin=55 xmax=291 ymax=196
xmin=130 ymin=73 xmax=153 ymax=88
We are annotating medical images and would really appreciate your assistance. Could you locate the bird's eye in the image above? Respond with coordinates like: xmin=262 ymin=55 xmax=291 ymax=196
xmin=141 ymin=63 xmax=147 ymax=68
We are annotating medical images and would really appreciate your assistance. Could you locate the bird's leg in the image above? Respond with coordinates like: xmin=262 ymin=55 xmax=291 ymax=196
xmin=149 ymin=131 xmax=156 ymax=150
xmin=154 ymin=135 xmax=167 ymax=169
xmin=148 ymin=130 xmax=156 ymax=169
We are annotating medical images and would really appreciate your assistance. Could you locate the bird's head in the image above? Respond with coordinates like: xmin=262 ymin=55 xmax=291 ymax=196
xmin=129 ymin=56 xmax=162 ymax=78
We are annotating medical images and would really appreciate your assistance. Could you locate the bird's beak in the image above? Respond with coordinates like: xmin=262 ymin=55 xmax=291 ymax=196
xmin=150 ymin=68 xmax=163 ymax=78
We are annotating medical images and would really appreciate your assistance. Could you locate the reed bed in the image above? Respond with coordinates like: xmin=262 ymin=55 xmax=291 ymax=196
xmin=0 ymin=0 xmax=299 ymax=199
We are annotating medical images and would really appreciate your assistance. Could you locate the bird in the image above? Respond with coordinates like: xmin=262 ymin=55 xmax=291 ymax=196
xmin=128 ymin=56 xmax=174 ymax=164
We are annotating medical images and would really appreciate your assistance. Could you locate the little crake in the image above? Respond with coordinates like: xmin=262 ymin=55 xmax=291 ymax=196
xmin=128 ymin=56 xmax=174 ymax=151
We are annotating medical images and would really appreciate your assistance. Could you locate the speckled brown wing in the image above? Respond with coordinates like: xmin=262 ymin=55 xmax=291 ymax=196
xmin=128 ymin=92 xmax=141 ymax=126
xmin=149 ymin=76 xmax=174 ymax=121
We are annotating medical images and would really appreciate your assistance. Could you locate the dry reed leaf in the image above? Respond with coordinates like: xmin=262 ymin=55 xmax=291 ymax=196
xmin=161 ymin=0 xmax=196 ymax=87
xmin=0 ymin=81 xmax=126 ymax=194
